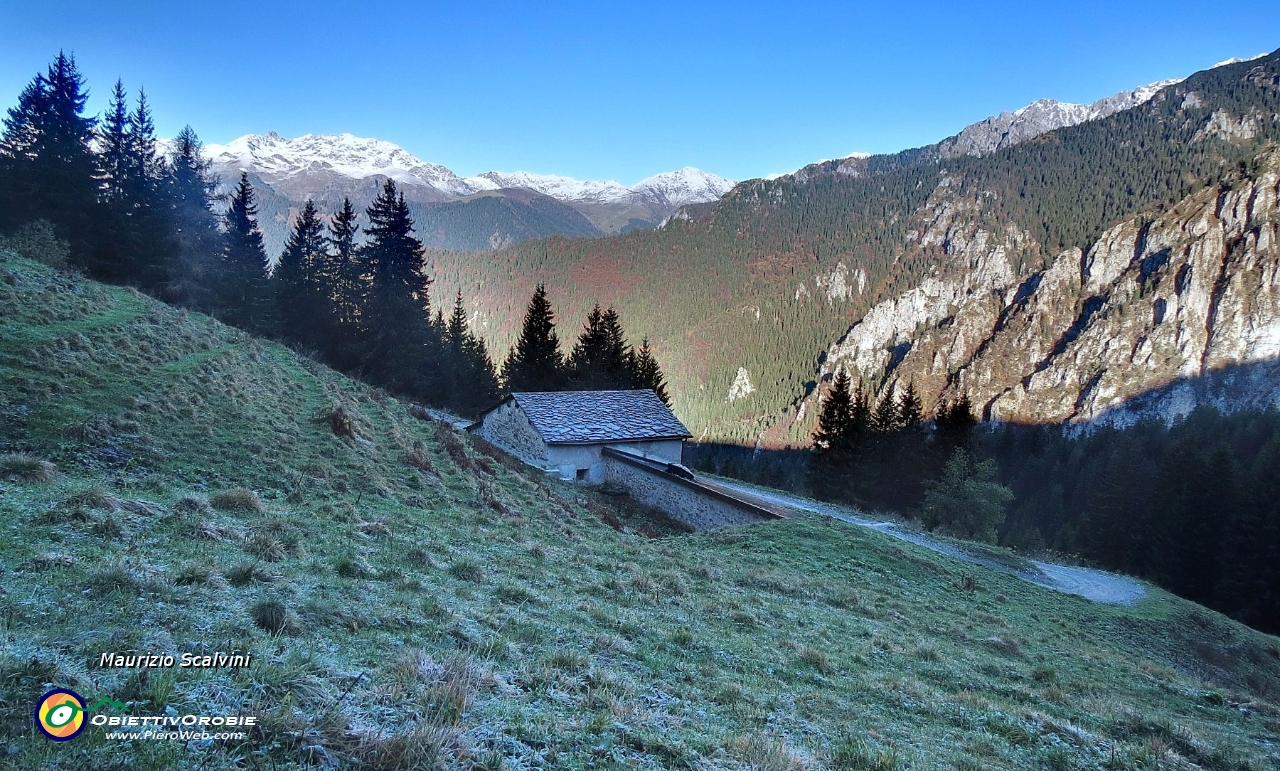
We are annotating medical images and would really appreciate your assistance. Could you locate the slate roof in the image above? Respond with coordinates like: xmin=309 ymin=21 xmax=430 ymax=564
xmin=503 ymin=390 xmax=691 ymax=445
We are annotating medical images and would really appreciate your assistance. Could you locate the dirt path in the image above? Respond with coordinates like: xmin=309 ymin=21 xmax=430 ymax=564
xmin=708 ymin=476 xmax=1146 ymax=606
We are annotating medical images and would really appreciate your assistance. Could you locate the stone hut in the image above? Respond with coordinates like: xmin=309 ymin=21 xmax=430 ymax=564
xmin=469 ymin=389 xmax=691 ymax=483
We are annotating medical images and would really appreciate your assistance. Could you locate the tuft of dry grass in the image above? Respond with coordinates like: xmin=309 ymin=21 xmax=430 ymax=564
xmin=723 ymin=734 xmax=808 ymax=771
xmin=447 ymin=558 xmax=484 ymax=583
xmin=64 ymin=485 xmax=123 ymax=511
xmin=249 ymin=598 xmax=293 ymax=634
xmin=244 ymin=532 xmax=288 ymax=562
xmin=210 ymin=487 xmax=265 ymax=513
xmin=27 ymin=551 xmax=76 ymax=570
xmin=0 ymin=452 xmax=56 ymax=483
xmin=403 ymin=449 xmax=435 ymax=473
xmin=174 ymin=495 xmax=212 ymax=514
xmin=192 ymin=519 xmax=242 ymax=542
xmin=313 ymin=405 xmax=358 ymax=439
xmin=226 ymin=561 xmax=279 ymax=586
xmin=174 ymin=560 xmax=226 ymax=587
xmin=435 ymin=424 xmax=472 ymax=472
xmin=358 ymin=519 xmax=392 ymax=537
xmin=798 ymin=646 xmax=834 ymax=675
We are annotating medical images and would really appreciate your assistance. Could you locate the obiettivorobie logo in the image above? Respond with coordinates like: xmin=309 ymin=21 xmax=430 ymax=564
xmin=35 ymin=689 xmax=130 ymax=741
xmin=35 ymin=688 xmax=257 ymax=743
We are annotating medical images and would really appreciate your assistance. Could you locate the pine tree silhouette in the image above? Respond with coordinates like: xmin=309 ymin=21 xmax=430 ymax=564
xmin=630 ymin=338 xmax=671 ymax=405
xmin=219 ymin=172 xmax=271 ymax=331
xmin=502 ymin=284 xmax=567 ymax=392
xmin=362 ymin=179 xmax=436 ymax=396
xmin=814 ymin=370 xmax=854 ymax=451
xmin=274 ymin=199 xmax=327 ymax=345
xmin=164 ymin=125 xmax=221 ymax=307
xmin=0 ymin=52 xmax=100 ymax=260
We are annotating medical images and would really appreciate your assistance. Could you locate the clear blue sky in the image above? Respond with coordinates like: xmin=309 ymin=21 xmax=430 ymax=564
xmin=2 ymin=1 xmax=1277 ymax=183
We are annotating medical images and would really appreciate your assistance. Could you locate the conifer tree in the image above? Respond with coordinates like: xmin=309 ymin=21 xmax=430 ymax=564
xmin=850 ymin=379 xmax=872 ymax=438
xmin=0 ymin=52 xmax=100 ymax=260
xmin=502 ymin=284 xmax=567 ymax=392
xmin=273 ymin=199 xmax=327 ymax=345
xmin=898 ymin=380 xmax=923 ymax=428
xmin=814 ymin=370 xmax=854 ymax=451
xmin=362 ymin=178 xmax=436 ymax=396
xmin=935 ymin=392 xmax=977 ymax=451
xmin=219 ymin=172 xmax=271 ymax=331
xmin=165 ymin=125 xmax=221 ymax=307
xmin=126 ymin=89 xmax=162 ymax=189
xmin=321 ymin=197 xmax=364 ymax=367
xmin=569 ymin=304 xmax=630 ymax=389
xmin=442 ymin=290 xmax=500 ymax=413
xmin=88 ymin=79 xmax=134 ymax=281
xmin=99 ymin=80 xmax=130 ymax=204
xmin=630 ymin=338 xmax=671 ymax=405
xmin=872 ymin=384 xmax=900 ymax=433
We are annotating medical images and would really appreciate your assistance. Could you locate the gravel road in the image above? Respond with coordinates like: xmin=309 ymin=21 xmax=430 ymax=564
xmin=708 ymin=476 xmax=1146 ymax=606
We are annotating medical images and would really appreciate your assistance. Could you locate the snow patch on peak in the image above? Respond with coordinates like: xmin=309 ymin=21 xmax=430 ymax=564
xmin=203 ymin=132 xmax=474 ymax=195
xmin=633 ymin=166 xmax=735 ymax=207
xmin=465 ymin=171 xmax=632 ymax=203
xmin=1213 ymin=53 xmax=1267 ymax=68
xmin=197 ymin=132 xmax=735 ymax=207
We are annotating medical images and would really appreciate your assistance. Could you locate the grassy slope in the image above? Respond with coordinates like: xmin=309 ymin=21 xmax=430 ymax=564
xmin=1 ymin=249 xmax=1279 ymax=770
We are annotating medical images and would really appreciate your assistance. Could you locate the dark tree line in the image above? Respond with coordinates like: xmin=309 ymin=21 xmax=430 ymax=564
xmin=696 ymin=382 xmax=1280 ymax=635
xmin=807 ymin=373 xmax=980 ymax=514
xmin=500 ymin=284 xmax=672 ymax=402
xmin=986 ymin=407 xmax=1280 ymax=634
xmin=0 ymin=53 xmax=508 ymax=415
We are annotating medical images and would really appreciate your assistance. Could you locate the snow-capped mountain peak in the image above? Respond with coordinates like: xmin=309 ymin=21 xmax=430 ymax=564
xmin=936 ymin=76 xmax=1186 ymax=159
xmin=198 ymin=132 xmax=734 ymax=207
xmin=203 ymin=132 xmax=476 ymax=196
xmin=463 ymin=171 xmax=634 ymax=203
xmin=633 ymin=167 xmax=735 ymax=207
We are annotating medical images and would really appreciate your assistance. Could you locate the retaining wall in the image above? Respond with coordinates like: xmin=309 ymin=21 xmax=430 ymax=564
xmin=601 ymin=447 xmax=783 ymax=530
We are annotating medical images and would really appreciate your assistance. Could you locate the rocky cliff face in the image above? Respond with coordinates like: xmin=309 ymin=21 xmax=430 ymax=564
xmin=816 ymin=148 xmax=1280 ymax=428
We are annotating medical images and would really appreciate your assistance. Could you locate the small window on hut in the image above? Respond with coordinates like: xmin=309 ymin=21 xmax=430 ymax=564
xmin=576 ymin=468 xmax=588 ymax=481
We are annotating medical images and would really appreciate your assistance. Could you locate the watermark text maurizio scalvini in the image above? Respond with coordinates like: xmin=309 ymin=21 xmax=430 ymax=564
xmin=98 ymin=651 xmax=252 ymax=669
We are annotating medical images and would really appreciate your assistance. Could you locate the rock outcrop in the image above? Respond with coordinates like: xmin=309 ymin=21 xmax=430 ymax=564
xmin=817 ymin=149 xmax=1280 ymax=428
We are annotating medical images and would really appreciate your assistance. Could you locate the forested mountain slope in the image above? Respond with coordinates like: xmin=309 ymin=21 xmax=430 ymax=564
xmin=431 ymin=51 xmax=1280 ymax=445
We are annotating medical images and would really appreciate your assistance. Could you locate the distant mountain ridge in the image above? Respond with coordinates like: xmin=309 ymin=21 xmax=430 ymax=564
xmin=784 ymin=53 xmax=1269 ymax=181
xmin=184 ymin=132 xmax=733 ymax=252
xmin=203 ymin=132 xmax=734 ymax=207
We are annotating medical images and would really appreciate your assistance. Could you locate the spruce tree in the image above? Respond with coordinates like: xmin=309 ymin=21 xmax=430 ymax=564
xmin=442 ymin=290 xmax=500 ymax=414
xmin=0 ymin=52 xmax=100 ymax=261
xmin=569 ymin=304 xmax=630 ymax=389
xmin=126 ymin=89 xmax=162 ymax=188
xmin=898 ymin=380 xmax=923 ymax=428
xmin=88 ymin=79 xmax=133 ymax=281
xmin=850 ymin=379 xmax=872 ymax=438
xmin=121 ymin=89 xmax=169 ymax=289
xmin=814 ymin=370 xmax=854 ymax=451
xmin=630 ymin=338 xmax=671 ymax=405
xmin=165 ymin=125 xmax=221 ymax=307
xmin=872 ymin=384 xmax=900 ymax=433
xmin=362 ymin=179 xmax=436 ymax=396
xmin=935 ymin=392 xmax=977 ymax=451
xmin=322 ymin=197 xmax=364 ymax=368
xmin=502 ymin=284 xmax=567 ymax=392
xmin=98 ymin=80 xmax=130 ymax=205
xmin=273 ymin=199 xmax=327 ymax=345
xmin=219 ymin=172 xmax=271 ymax=331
